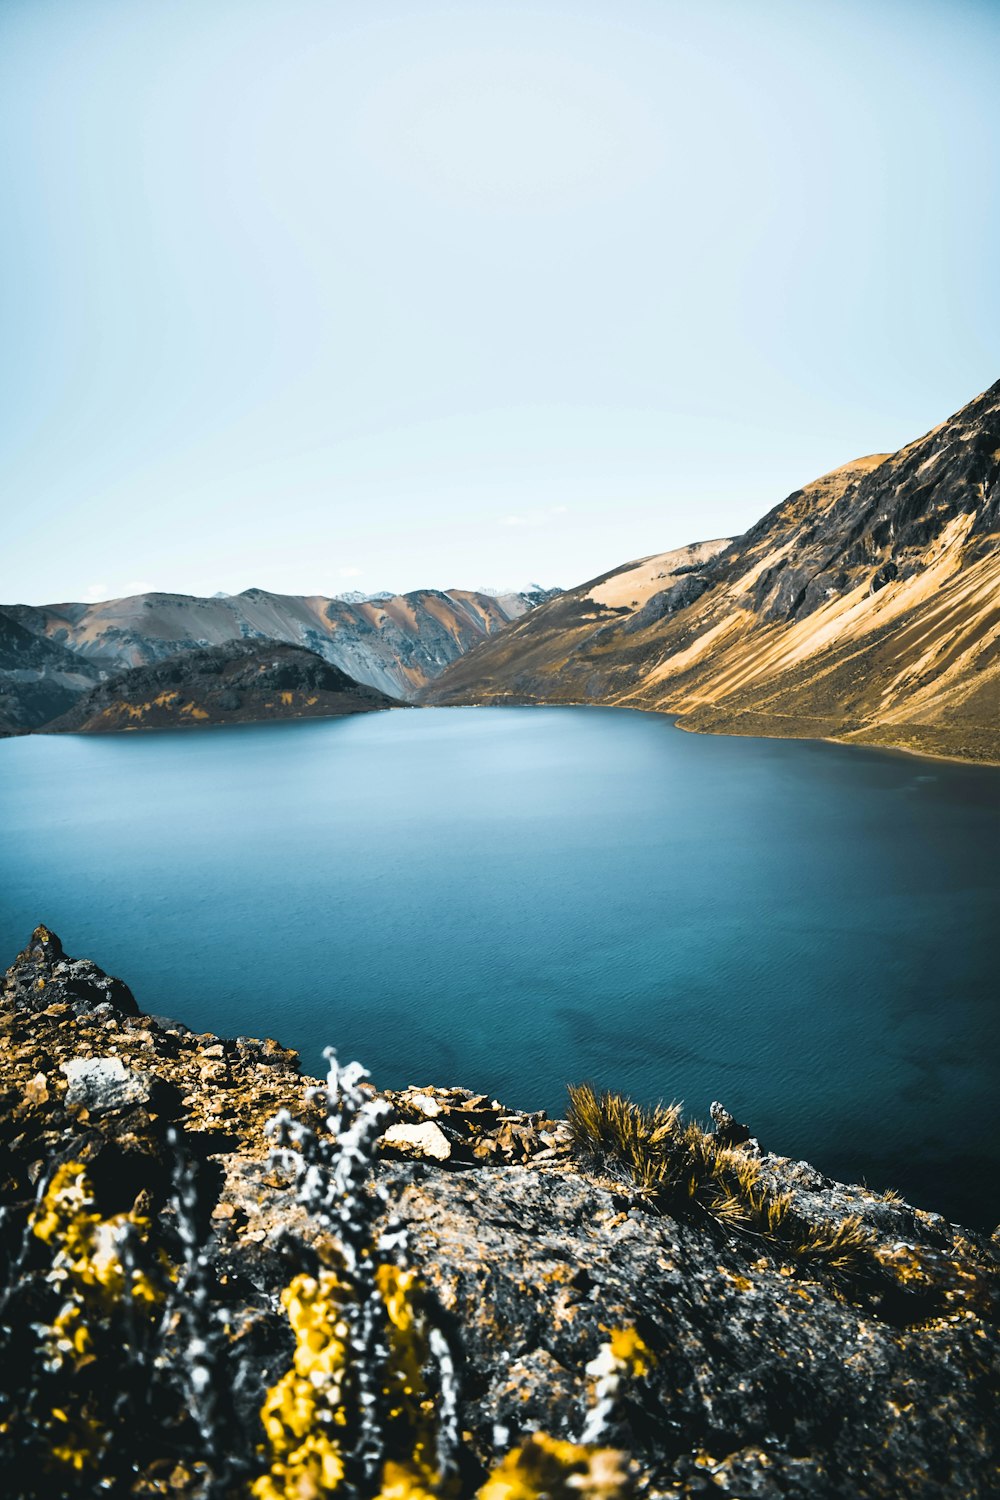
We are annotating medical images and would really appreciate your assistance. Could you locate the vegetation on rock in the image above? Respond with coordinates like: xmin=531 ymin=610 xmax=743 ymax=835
xmin=1 ymin=927 xmax=999 ymax=1499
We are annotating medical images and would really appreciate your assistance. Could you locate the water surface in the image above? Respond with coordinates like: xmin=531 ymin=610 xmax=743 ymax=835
xmin=1 ymin=707 xmax=997 ymax=1225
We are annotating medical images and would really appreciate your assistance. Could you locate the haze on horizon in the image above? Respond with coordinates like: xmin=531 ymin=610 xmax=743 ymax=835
xmin=1 ymin=0 xmax=997 ymax=607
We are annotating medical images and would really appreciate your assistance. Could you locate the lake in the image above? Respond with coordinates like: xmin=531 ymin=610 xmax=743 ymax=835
xmin=1 ymin=707 xmax=997 ymax=1226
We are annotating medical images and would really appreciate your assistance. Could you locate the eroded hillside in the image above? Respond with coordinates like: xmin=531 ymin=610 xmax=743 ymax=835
xmin=426 ymin=381 xmax=1000 ymax=762
xmin=0 ymin=614 xmax=102 ymax=735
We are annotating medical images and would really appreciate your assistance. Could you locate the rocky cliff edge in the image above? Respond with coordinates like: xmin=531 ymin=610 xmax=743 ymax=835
xmin=1 ymin=929 xmax=997 ymax=1498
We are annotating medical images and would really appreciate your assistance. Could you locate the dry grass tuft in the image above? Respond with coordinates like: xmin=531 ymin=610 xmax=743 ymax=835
xmin=565 ymin=1084 xmax=684 ymax=1195
xmin=792 ymin=1215 xmax=872 ymax=1273
xmin=568 ymin=1085 xmax=999 ymax=1316
xmin=566 ymin=1084 xmax=879 ymax=1281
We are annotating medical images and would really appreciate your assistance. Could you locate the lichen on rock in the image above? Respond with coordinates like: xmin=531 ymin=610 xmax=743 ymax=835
xmin=1 ymin=928 xmax=998 ymax=1499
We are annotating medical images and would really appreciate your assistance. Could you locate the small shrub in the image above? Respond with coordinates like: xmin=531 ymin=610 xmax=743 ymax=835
xmin=0 ymin=1132 xmax=250 ymax=1499
xmin=0 ymin=1160 xmax=171 ymax=1491
xmin=255 ymin=1049 xmax=460 ymax=1498
xmin=258 ymin=1055 xmax=634 ymax=1500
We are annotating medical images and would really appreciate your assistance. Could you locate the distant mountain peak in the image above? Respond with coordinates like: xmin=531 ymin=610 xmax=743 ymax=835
xmin=331 ymin=589 xmax=395 ymax=603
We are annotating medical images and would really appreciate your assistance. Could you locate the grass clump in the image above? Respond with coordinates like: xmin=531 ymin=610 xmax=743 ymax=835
xmin=566 ymin=1084 xmax=873 ymax=1279
xmin=563 ymin=1085 xmax=684 ymax=1196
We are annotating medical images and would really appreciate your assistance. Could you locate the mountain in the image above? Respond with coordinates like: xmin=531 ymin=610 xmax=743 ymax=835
xmin=2 ymin=926 xmax=997 ymax=1499
xmin=421 ymin=539 xmax=732 ymax=705
xmin=0 ymin=585 xmax=560 ymax=710
xmin=425 ymin=380 xmax=1000 ymax=762
xmin=0 ymin=613 xmax=103 ymax=735
xmin=41 ymin=639 xmax=401 ymax=733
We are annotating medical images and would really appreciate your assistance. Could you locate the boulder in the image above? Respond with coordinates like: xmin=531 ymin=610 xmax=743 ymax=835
xmin=382 ymin=1121 xmax=452 ymax=1161
xmin=61 ymin=1057 xmax=154 ymax=1113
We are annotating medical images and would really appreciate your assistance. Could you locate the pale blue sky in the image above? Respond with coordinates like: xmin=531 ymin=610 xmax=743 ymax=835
xmin=1 ymin=0 xmax=997 ymax=604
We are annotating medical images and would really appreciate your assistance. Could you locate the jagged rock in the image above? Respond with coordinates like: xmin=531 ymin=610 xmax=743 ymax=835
xmin=407 ymin=1091 xmax=443 ymax=1118
xmin=22 ymin=1073 xmax=48 ymax=1107
xmin=709 ymin=1100 xmax=754 ymax=1148
xmin=3 ymin=925 xmax=139 ymax=1016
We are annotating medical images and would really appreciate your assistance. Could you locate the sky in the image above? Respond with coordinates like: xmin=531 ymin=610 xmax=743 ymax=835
xmin=0 ymin=0 xmax=997 ymax=605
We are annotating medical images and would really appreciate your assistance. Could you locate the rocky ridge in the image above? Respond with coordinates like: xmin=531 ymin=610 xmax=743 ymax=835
xmin=425 ymin=379 xmax=1000 ymax=763
xmin=1 ymin=928 xmax=998 ymax=1498
xmin=39 ymin=639 xmax=402 ymax=733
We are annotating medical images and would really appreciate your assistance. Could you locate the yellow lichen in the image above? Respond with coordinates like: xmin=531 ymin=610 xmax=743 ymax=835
xmin=478 ymin=1433 xmax=628 ymax=1500
xmin=253 ymin=1272 xmax=350 ymax=1500
xmin=607 ymin=1327 xmax=651 ymax=1379
xmin=254 ymin=1263 xmax=451 ymax=1500
xmin=32 ymin=1162 xmax=164 ymax=1317
xmin=28 ymin=1162 xmax=168 ymax=1473
xmin=377 ymin=1264 xmax=441 ymax=1488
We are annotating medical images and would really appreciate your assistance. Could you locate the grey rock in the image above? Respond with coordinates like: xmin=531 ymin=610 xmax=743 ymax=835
xmin=61 ymin=1056 xmax=153 ymax=1113
xmin=709 ymin=1100 xmax=754 ymax=1147
xmin=1 ymin=926 xmax=140 ymax=1016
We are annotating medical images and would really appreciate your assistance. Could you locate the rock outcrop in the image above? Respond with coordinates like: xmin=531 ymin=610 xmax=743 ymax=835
xmin=0 ymin=612 xmax=102 ymax=735
xmin=39 ymin=639 xmax=402 ymax=732
xmin=1 ymin=928 xmax=998 ymax=1498
xmin=425 ymin=379 xmax=1000 ymax=763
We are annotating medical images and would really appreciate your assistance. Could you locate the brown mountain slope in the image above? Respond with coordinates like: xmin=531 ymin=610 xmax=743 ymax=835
xmin=425 ymin=380 xmax=1000 ymax=763
xmin=420 ymin=538 xmax=733 ymax=705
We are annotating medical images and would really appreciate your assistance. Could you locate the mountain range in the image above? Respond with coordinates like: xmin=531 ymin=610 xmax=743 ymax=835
xmin=0 ymin=585 xmax=557 ymax=734
xmin=3 ymin=379 xmax=997 ymax=759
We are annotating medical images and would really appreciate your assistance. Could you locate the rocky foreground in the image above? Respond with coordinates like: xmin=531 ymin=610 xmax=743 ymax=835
xmin=1 ymin=929 xmax=998 ymax=1498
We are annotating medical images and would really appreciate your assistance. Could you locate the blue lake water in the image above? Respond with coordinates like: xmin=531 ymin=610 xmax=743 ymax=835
xmin=1 ymin=707 xmax=997 ymax=1225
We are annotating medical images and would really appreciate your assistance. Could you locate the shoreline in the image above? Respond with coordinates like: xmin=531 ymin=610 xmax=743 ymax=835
xmin=422 ymin=695 xmax=1000 ymax=769
xmin=7 ymin=691 xmax=998 ymax=768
